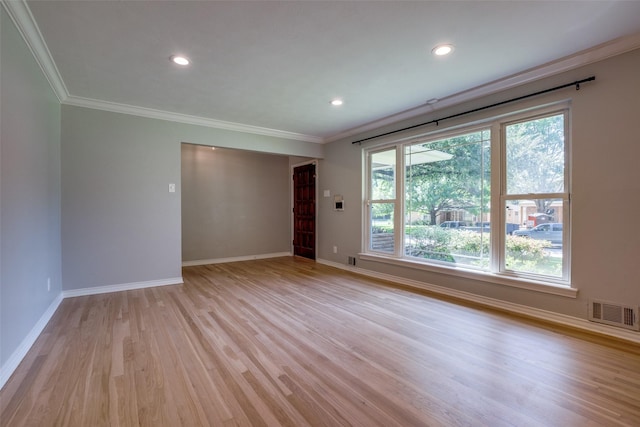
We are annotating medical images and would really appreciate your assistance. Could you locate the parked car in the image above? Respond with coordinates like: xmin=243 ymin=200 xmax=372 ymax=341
xmin=439 ymin=221 xmax=468 ymax=229
xmin=460 ymin=222 xmax=490 ymax=233
xmin=457 ymin=222 xmax=520 ymax=234
xmin=513 ymin=223 xmax=563 ymax=244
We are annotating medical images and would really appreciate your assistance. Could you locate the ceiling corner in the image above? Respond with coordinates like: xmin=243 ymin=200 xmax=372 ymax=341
xmin=2 ymin=0 xmax=68 ymax=102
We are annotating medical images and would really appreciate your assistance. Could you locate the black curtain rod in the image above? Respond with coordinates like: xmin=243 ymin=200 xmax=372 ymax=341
xmin=352 ymin=76 xmax=596 ymax=145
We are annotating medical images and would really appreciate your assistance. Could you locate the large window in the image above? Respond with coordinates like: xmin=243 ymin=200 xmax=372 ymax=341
xmin=365 ymin=107 xmax=570 ymax=286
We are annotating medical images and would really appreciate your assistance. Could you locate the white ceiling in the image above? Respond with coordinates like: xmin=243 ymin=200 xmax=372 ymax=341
xmin=12 ymin=1 xmax=640 ymax=143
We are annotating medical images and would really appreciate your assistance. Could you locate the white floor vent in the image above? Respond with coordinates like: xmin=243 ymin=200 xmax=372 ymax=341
xmin=588 ymin=299 xmax=639 ymax=331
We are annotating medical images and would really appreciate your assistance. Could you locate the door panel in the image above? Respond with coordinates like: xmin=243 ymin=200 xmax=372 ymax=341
xmin=293 ymin=164 xmax=316 ymax=259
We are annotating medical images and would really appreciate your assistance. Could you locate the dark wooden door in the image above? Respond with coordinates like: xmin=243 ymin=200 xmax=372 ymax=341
xmin=293 ymin=163 xmax=316 ymax=260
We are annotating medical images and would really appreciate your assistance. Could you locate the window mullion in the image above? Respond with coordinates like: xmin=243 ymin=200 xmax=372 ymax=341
xmin=492 ymin=122 xmax=502 ymax=273
xmin=396 ymin=145 xmax=404 ymax=257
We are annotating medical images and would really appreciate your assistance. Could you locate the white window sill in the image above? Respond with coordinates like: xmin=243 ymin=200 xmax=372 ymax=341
xmin=358 ymin=253 xmax=577 ymax=298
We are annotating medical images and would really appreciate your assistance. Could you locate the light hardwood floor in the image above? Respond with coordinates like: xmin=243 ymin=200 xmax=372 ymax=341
xmin=1 ymin=257 xmax=639 ymax=426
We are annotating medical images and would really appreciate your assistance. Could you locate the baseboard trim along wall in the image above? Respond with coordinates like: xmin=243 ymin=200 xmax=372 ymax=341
xmin=182 ymin=252 xmax=292 ymax=267
xmin=5 ymin=257 xmax=637 ymax=391
xmin=1 ymin=293 xmax=64 ymax=390
xmin=1 ymin=276 xmax=183 ymax=390
xmin=62 ymin=277 xmax=184 ymax=298
xmin=317 ymin=258 xmax=640 ymax=345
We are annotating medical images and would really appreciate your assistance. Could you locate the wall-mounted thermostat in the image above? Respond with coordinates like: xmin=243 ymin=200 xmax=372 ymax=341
xmin=334 ymin=195 xmax=344 ymax=211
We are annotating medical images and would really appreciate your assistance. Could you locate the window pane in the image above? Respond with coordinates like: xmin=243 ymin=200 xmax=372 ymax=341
xmin=370 ymin=203 xmax=395 ymax=253
xmin=404 ymin=130 xmax=490 ymax=268
xmin=506 ymin=114 xmax=565 ymax=195
xmin=371 ymin=149 xmax=395 ymax=200
xmin=507 ymin=199 xmax=564 ymax=278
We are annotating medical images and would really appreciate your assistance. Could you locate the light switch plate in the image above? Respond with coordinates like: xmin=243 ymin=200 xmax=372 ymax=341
xmin=169 ymin=183 xmax=176 ymax=193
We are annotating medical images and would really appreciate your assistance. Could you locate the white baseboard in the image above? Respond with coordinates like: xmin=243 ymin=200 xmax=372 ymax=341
xmin=182 ymin=252 xmax=292 ymax=267
xmin=62 ymin=277 xmax=183 ymax=298
xmin=0 ymin=293 xmax=63 ymax=390
xmin=1 ymin=276 xmax=184 ymax=391
xmin=317 ymin=258 xmax=640 ymax=345
xmin=4 ymin=258 xmax=636 ymax=392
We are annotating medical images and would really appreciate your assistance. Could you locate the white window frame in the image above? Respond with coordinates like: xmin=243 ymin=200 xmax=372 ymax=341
xmin=362 ymin=103 xmax=574 ymax=296
xmin=366 ymin=147 xmax=401 ymax=256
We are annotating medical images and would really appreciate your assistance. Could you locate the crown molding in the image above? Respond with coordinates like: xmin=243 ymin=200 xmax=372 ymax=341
xmin=326 ymin=32 xmax=640 ymax=144
xmin=5 ymin=0 xmax=639 ymax=145
xmin=1 ymin=0 xmax=68 ymax=102
xmin=2 ymin=0 xmax=322 ymax=143
xmin=62 ymin=96 xmax=323 ymax=143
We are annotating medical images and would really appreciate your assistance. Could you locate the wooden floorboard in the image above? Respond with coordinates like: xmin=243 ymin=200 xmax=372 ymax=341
xmin=1 ymin=256 xmax=639 ymax=426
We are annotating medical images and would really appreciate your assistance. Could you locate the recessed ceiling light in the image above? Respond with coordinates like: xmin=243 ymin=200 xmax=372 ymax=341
xmin=330 ymin=99 xmax=344 ymax=106
xmin=170 ymin=55 xmax=190 ymax=66
xmin=432 ymin=44 xmax=454 ymax=56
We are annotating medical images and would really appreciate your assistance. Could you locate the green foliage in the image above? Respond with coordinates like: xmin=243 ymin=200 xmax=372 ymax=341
xmin=406 ymin=225 xmax=457 ymax=261
xmin=405 ymin=130 xmax=491 ymax=225
xmin=506 ymin=114 xmax=565 ymax=214
xmin=401 ymin=115 xmax=565 ymax=225
xmin=371 ymin=202 xmax=394 ymax=220
xmin=506 ymin=114 xmax=564 ymax=195
xmin=405 ymin=226 xmax=561 ymax=276
xmin=406 ymin=226 xmax=486 ymax=263
xmin=505 ymin=236 xmax=561 ymax=276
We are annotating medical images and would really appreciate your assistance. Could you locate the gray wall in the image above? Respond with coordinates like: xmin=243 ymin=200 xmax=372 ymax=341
xmin=181 ymin=144 xmax=291 ymax=261
xmin=1 ymin=8 xmax=62 ymax=366
xmin=61 ymin=106 xmax=182 ymax=289
xmin=319 ymin=47 xmax=640 ymax=321
xmin=61 ymin=105 xmax=322 ymax=291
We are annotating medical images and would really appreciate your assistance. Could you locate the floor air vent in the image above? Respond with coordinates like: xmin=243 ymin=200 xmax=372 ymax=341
xmin=588 ymin=300 xmax=639 ymax=331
